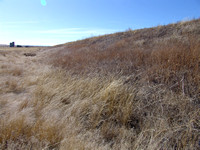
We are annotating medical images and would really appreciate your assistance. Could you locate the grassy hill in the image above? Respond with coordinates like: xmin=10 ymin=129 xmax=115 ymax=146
xmin=50 ymin=19 xmax=200 ymax=102
xmin=0 ymin=19 xmax=199 ymax=149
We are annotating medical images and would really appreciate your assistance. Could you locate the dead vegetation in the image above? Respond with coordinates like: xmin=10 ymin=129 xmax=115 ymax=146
xmin=51 ymin=20 xmax=200 ymax=100
xmin=24 ymin=53 xmax=36 ymax=57
xmin=0 ymin=19 xmax=200 ymax=149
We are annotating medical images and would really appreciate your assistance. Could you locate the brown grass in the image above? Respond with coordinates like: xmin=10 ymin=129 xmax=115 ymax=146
xmin=0 ymin=19 xmax=200 ymax=149
xmin=0 ymin=47 xmax=42 ymax=52
xmin=52 ymin=28 xmax=200 ymax=99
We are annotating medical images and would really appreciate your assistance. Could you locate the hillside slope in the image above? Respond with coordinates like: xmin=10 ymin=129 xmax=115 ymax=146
xmin=50 ymin=19 xmax=200 ymax=98
xmin=0 ymin=19 xmax=200 ymax=149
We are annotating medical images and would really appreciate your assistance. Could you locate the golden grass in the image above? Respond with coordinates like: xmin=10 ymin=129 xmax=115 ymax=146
xmin=0 ymin=65 xmax=199 ymax=149
xmin=0 ymin=47 xmax=42 ymax=52
xmin=0 ymin=19 xmax=200 ymax=149
xmin=51 ymin=19 xmax=200 ymax=97
xmin=2 ymin=66 xmax=197 ymax=149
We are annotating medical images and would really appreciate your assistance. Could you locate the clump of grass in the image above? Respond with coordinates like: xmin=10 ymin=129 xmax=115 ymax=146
xmin=11 ymin=67 xmax=23 ymax=76
xmin=4 ymin=80 xmax=19 ymax=93
xmin=0 ymin=65 xmax=23 ymax=76
xmin=0 ymin=117 xmax=63 ymax=149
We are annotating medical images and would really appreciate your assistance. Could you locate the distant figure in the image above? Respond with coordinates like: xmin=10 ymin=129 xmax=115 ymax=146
xmin=10 ymin=42 xmax=15 ymax=47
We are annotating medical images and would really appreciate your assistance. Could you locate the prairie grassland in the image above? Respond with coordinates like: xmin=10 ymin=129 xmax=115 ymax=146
xmin=0 ymin=47 xmax=43 ymax=52
xmin=0 ymin=19 xmax=200 ymax=149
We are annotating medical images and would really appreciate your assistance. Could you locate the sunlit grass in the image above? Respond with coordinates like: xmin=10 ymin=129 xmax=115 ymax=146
xmin=0 ymin=19 xmax=200 ymax=149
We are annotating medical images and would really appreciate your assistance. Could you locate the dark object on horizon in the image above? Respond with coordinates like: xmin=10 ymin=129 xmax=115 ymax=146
xmin=24 ymin=53 xmax=36 ymax=57
xmin=10 ymin=42 xmax=15 ymax=47
xmin=17 ymin=45 xmax=23 ymax=47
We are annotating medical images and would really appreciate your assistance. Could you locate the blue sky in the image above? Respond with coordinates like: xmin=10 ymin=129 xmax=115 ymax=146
xmin=0 ymin=0 xmax=200 ymax=46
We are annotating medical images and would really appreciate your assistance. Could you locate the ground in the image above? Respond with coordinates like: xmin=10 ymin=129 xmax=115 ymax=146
xmin=0 ymin=18 xmax=200 ymax=150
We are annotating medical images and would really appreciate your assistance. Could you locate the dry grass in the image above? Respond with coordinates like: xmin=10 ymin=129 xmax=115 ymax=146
xmin=52 ymin=34 xmax=200 ymax=99
xmin=0 ymin=47 xmax=42 ymax=52
xmin=1 ymin=68 xmax=198 ymax=149
xmin=0 ymin=19 xmax=200 ymax=149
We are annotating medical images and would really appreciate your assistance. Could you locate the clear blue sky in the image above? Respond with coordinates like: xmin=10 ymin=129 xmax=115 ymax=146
xmin=0 ymin=0 xmax=200 ymax=46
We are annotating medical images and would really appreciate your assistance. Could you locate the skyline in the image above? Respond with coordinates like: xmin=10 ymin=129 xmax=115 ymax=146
xmin=0 ymin=0 xmax=200 ymax=46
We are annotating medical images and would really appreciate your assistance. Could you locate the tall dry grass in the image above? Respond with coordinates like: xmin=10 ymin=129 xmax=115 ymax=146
xmin=52 ymin=34 xmax=200 ymax=99
xmin=1 ymin=67 xmax=199 ymax=149
xmin=0 ymin=19 xmax=200 ymax=149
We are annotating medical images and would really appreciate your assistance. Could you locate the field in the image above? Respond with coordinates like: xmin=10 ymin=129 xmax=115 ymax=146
xmin=0 ymin=19 xmax=200 ymax=149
